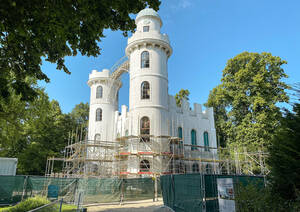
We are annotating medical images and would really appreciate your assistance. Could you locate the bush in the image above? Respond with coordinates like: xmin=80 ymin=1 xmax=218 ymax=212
xmin=235 ymin=183 xmax=300 ymax=212
xmin=0 ymin=196 xmax=55 ymax=212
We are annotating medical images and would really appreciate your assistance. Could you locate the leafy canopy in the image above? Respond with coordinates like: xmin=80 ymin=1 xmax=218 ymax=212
xmin=175 ymin=89 xmax=190 ymax=107
xmin=0 ymin=0 xmax=160 ymax=106
xmin=206 ymin=52 xmax=289 ymax=150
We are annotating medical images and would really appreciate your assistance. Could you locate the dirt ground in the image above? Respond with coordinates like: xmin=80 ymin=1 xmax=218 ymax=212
xmin=85 ymin=199 xmax=164 ymax=212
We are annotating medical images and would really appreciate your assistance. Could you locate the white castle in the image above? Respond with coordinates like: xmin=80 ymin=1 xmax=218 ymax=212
xmin=87 ymin=8 xmax=218 ymax=178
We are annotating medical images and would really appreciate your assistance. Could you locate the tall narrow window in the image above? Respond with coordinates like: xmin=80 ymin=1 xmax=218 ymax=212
xmin=143 ymin=26 xmax=150 ymax=32
xmin=94 ymin=134 xmax=101 ymax=152
xmin=96 ymin=86 xmax=103 ymax=98
xmin=192 ymin=163 xmax=199 ymax=173
xmin=178 ymin=127 xmax=183 ymax=139
xmin=178 ymin=127 xmax=183 ymax=151
xmin=141 ymin=51 xmax=150 ymax=68
xmin=191 ymin=129 xmax=197 ymax=150
xmin=141 ymin=81 xmax=150 ymax=99
xmin=140 ymin=160 xmax=150 ymax=172
xmin=204 ymin=132 xmax=209 ymax=151
xmin=96 ymin=108 xmax=102 ymax=121
xmin=140 ymin=116 xmax=150 ymax=142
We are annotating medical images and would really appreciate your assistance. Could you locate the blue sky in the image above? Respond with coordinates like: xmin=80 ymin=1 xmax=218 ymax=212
xmin=40 ymin=0 xmax=300 ymax=113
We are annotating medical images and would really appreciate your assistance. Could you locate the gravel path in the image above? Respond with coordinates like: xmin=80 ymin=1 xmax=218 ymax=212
xmin=85 ymin=200 xmax=164 ymax=212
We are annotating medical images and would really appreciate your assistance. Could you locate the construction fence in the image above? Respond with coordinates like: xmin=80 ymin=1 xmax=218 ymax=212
xmin=160 ymin=174 xmax=265 ymax=212
xmin=0 ymin=175 xmax=160 ymax=206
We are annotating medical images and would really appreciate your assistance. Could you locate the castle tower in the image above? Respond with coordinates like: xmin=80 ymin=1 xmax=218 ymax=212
xmin=125 ymin=8 xmax=172 ymax=137
xmin=87 ymin=69 xmax=121 ymax=142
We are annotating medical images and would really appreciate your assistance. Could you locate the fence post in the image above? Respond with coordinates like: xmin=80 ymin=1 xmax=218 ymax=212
xmin=154 ymin=175 xmax=158 ymax=202
xmin=59 ymin=198 xmax=63 ymax=212
xmin=120 ymin=179 xmax=124 ymax=205
xmin=21 ymin=176 xmax=28 ymax=201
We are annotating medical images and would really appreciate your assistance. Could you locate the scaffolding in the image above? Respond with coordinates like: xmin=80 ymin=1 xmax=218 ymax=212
xmin=46 ymin=132 xmax=268 ymax=178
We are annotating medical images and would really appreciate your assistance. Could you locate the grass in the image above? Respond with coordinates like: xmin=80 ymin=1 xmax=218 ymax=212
xmin=0 ymin=196 xmax=77 ymax=212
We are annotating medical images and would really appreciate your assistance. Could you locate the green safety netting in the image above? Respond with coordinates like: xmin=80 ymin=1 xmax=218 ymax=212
xmin=0 ymin=176 xmax=30 ymax=205
xmin=160 ymin=174 xmax=264 ymax=212
xmin=77 ymin=178 xmax=122 ymax=204
xmin=161 ymin=174 xmax=203 ymax=212
xmin=122 ymin=178 xmax=155 ymax=201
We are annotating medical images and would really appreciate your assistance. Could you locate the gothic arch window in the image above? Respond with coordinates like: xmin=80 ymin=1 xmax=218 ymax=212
xmin=96 ymin=108 xmax=102 ymax=121
xmin=140 ymin=160 xmax=150 ymax=172
xmin=96 ymin=86 xmax=103 ymax=98
xmin=191 ymin=129 xmax=197 ymax=151
xmin=192 ymin=163 xmax=199 ymax=173
xmin=140 ymin=116 xmax=150 ymax=142
xmin=178 ymin=127 xmax=183 ymax=139
xmin=204 ymin=131 xmax=210 ymax=151
xmin=141 ymin=81 xmax=150 ymax=99
xmin=141 ymin=51 xmax=150 ymax=68
xmin=125 ymin=130 xmax=129 ymax=137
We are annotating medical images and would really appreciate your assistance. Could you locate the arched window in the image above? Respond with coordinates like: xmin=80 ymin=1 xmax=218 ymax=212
xmin=140 ymin=116 xmax=150 ymax=142
xmin=141 ymin=51 xmax=150 ymax=68
xmin=96 ymin=86 xmax=103 ymax=98
xmin=191 ymin=129 xmax=197 ymax=151
xmin=178 ymin=127 xmax=183 ymax=151
xmin=178 ymin=127 xmax=183 ymax=139
xmin=192 ymin=163 xmax=199 ymax=173
xmin=206 ymin=164 xmax=212 ymax=174
xmin=96 ymin=108 xmax=102 ymax=121
xmin=140 ymin=160 xmax=150 ymax=172
xmin=125 ymin=130 xmax=129 ymax=136
xmin=204 ymin=131 xmax=209 ymax=151
xmin=141 ymin=81 xmax=150 ymax=99
xmin=94 ymin=134 xmax=101 ymax=141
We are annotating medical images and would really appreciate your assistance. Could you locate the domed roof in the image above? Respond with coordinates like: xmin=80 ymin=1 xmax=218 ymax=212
xmin=136 ymin=8 xmax=162 ymax=26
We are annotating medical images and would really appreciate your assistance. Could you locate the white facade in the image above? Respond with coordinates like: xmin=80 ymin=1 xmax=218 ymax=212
xmin=87 ymin=9 xmax=217 ymax=176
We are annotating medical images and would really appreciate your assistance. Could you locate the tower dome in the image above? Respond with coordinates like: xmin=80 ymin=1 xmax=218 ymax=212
xmin=135 ymin=8 xmax=162 ymax=27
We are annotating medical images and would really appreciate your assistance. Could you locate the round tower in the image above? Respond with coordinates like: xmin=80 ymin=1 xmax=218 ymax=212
xmin=125 ymin=8 xmax=172 ymax=137
xmin=87 ymin=69 xmax=121 ymax=142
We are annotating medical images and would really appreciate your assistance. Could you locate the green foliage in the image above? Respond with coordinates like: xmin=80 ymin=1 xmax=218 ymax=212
xmin=0 ymin=196 xmax=77 ymax=212
xmin=235 ymin=183 xmax=300 ymax=212
xmin=175 ymin=89 xmax=190 ymax=107
xmin=69 ymin=102 xmax=89 ymax=139
xmin=0 ymin=0 xmax=160 ymax=105
xmin=206 ymin=52 xmax=289 ymax=150
xmin=0 ymin=87 xmax=75 ymax=175
xmin=268 ymin=103 xmax=300 ymax=201
xmin=1 ymin=196 xmax=50 ymax=212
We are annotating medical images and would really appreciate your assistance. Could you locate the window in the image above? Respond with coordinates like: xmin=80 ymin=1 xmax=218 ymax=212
xmin=178 ymin=127 xmax=183 ymax=139
xmin=140 ymin=160 xmax=150 ymax=172
xmin=96 ymin=86 xmax=103 ymax=98
xmin=178 ymin=127 xmax=183 ymax=151
xmin=204 ymin=131 xmax=209 ymax=151
xmin=191 ymin=129 xmax=197 ymax=151
xmin=143 ymin=26 xmax=149 ymax=32
xmin=140 ymin=116 xmax=150 ymax=142
xmin=125 ymin=130 xmax=129 ymax=136
xmin=206 ymin=164 xmax=212 ymax=174
xmin=192 ymin=163 xmax=199 ymax=173
xmin=141 ymin=81 xmax=150 ymax=99
xmin=94 ymin=134 xmax=101 ymax=151
xmin=141 ymin=51 xmax=150 ymax=68
xmin=94 ymin=134 xmax=101 ymax=141
xmin=96 ymin=108 xmax=102 ymax=121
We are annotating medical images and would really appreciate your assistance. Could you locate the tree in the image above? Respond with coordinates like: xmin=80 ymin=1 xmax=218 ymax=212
xmin=0 ymin=0 xmax=160 ymax=106
xmin=206 ymin=52 xmax=289 ymax=150
xmin=69 ymin=102 xmax=89 ymax=140
xmin=267 ymin=103 xmax=300 ymax=202
xmin=175 ymin=89 xmax=190 ymax=107
xmin=0 ymin=86 xmax=73 ymax=175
